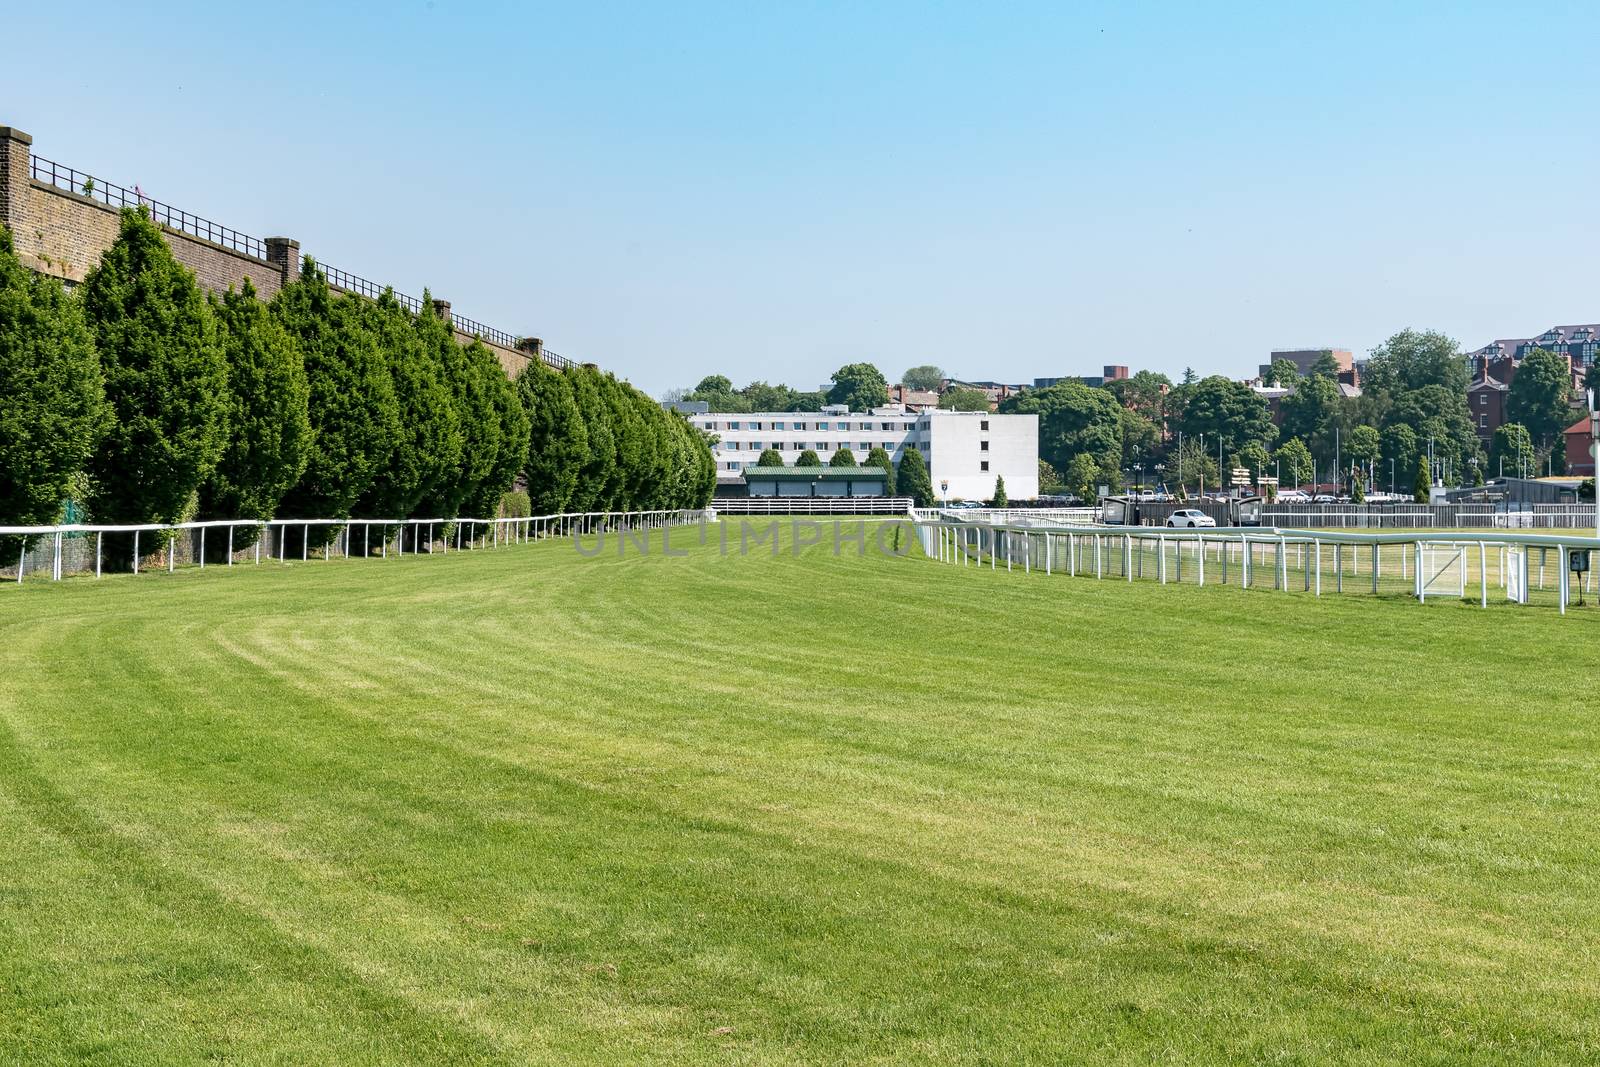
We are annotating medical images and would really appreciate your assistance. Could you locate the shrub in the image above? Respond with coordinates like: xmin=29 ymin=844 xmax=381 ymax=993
xmin=1412 ymin=454 xmax=1431 ymax=503
xmin=82 ymin=208 xmax=227 ymax=557
xmin=991 ymin=475 xmax=1007 ymax=507
xmin=0 ymin=224 xmax=106 ymax=543
xmin=498 ymin=489 xmax=531 ymax=519
xmin=756 ymin=447 xmax=783 ymax=467
xmin=829 ymin=448 xmax=857 ymax=467
xmin=795 ymin=449 xmax=822 ymax=468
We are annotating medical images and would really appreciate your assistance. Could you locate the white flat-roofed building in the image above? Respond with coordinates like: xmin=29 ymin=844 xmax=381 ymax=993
xmin=689 ymin=406 xmax=1039 ymax=501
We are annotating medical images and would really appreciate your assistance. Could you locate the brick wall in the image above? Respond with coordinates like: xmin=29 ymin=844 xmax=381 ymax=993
xmin=1 ymin=123 xmax=544 ymax=377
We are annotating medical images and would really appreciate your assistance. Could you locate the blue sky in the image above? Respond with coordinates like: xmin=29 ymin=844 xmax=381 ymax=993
xmin=7 ymin=2 xmax=1597 ymax=395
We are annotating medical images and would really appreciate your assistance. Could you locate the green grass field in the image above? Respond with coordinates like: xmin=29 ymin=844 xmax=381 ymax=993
xmin=2 ymin=519 xmax=1598 ymax=1064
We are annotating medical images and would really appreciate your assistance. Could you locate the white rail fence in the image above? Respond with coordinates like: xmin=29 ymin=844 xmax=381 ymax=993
xmin=914 ymin=519 xmax=1600 ymax=616
xmin=1258 ymin=503 xmax=1596 ymax=529
xmin=2 ymin=510 xmax=711 ymax=585
xmin=711 ymin=498 xmax=913 ymax=515
xmin=909 ymin=507 xmax=1101 ymax=526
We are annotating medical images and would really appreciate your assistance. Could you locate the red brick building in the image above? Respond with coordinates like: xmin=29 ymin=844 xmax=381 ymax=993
xmin=1565 ymin=414 xmax=1596 ymax=477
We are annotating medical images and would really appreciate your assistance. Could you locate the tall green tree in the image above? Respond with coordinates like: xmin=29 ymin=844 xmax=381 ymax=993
xmin=1309 ymin=351 xmax=1342 ymax=379
xmin=1380 ymin=424 xmax=1418 ymax=483
xmin=1506 ymin=348 xmax=1575 ymax=453
xmin=565 ymin=366 xmax=614 ymax=512
xmin=1169 ymin=375 xmax=1276 ymax=456
xmin=518 ymin=363 xmax=586 ymax=514
xmin=937 ymin=387 xmax=989 ymax=411
xmin=199 ymin=279 xmax=310 ymax=550
xmin=83 ymin=208 xmax=227 ymax=546
xmin=1271 ymin=438 xmax=1313 ymax=489
xmin=1106 ymin=370 xmax=1172 ymax=426
xmin=1278 ymin=374 xmax=1344 ymax=466
xmin=0 ymin=224 xmax=106 ymax=538
xmin=1064 ymin=454 xmax=1100 ymax=503
xmin=829 ymin=447 xmax=857 ymax=467
xmin=901 ymin=365 xmax=944 ymax=391
xmin=354 ymin=291 xmax=461 ymax=535
xmin=273 ymin=261 xmax=400 ymax=545
xmin=1038 ymin=459 xmax=1063 ymax=494
xmin=990 ymin=475 xmax=1007 ymax=507
xmin=795 ymin=449 xmax=822 ymax=468
xmin=864 ymin=446 xmax=896 ymax=495
xmin=999 ymin=381 xmax=1121 ymax=477
xmin=896 ymin=445 xmax=934 ymax=506
xmin=1261 ymin=359 xmax=1301 ymax=387
xmin=464 ymin=345 xmax=530 ymax=517
xmin=1413 ymin=454 xmax=1431 ymax=502
xmin=1489 ymin=422 xmax=1534 ymax=479
xmin=827 ymin=362 xmax=890 ymax=411
xmin=756 ymin=447 xmax=783 ymax=466
xmin=1346 ymin=424 xmax=1380 ymax=467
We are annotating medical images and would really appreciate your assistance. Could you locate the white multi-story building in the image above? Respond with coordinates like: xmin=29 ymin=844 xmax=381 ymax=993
xmin=688 ymin=406 xmax=1039 ymax=500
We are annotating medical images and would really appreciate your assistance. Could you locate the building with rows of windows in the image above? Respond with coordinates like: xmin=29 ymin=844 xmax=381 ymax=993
xmin=687 ymin=406 xmax=1039 ymax=501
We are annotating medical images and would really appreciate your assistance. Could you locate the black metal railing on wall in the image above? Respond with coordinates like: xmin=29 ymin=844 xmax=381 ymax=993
xmin=31 ymin=154 xmax=267 ymax=259
xmin=319 ymin=262 xmax=424 ymax=314
xmin=29 ymin=152 xmax=583 ymax=372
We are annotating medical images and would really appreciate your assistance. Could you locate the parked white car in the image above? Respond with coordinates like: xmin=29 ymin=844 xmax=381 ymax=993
xmin=1165 ymin=508 xmax=1216 ymax=528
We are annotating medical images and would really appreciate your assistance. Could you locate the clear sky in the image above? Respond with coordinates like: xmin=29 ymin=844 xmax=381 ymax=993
xmin=7 ymin=2 xmax=1597 ymax=395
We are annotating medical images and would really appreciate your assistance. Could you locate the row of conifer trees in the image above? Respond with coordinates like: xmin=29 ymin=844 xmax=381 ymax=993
xmin=0 ymin=209 xmax=714 ymax=561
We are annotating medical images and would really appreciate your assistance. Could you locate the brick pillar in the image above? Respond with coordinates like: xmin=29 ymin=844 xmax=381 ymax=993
xmin=264 ymin=236 xmax=300 ymax=286
xmin=431 ymin=298 xmax=452 ymax=323
xmin=516 ymin=337 xmax=544 ymax=358
xmin=0 ymin=126 xmax=33 ymax=241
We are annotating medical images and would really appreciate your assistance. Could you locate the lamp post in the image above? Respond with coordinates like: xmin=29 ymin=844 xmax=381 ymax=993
xmin=1389 ymin=457 xmax=1395 ymax=496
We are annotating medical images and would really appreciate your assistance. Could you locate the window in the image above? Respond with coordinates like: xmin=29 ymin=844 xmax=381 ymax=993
xmin=750 ymin=441 xmax=762 ymax=450
xmin=725 ymin=441 xmax=739 ymax=450
xmin=860 ymin=442 xmax=871 ymax=451
xmin=726 ymin=462 xmax=739 ymax=470
xmin=793 ymin=421 xmax=807 ymax=431
xmin=774 ymin=422 xmax=785 ymax=430
xmin=1479 ymin=394 xmax=1487 ymax=406
xmin=981 ymin=420 xmax=989 ymax=431
xmin=980 ymin=440 xmax=989 ymax=451
xmin=1478 ymin=414 xmax=1487 ymax=428
xmin=729 ymin=421 xmax=741 ymax=430
xmin=817 ymin=442 xmax=829 ymax=451
xmin=980 ymin=460 xmax=989 ymax=471
xmin=751 ymin=421 xmax=763 ymax=431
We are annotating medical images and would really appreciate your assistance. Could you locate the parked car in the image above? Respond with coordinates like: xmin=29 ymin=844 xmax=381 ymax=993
xmin=1165 ymin=508 xmax=1216 ymax=528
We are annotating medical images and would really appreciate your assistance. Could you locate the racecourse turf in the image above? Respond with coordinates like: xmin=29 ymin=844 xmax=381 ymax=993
xmin=1 ymin=518 xmax=1597 ymax=1065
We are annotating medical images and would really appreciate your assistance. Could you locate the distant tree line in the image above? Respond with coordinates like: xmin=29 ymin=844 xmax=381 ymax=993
xmin=0 ymin=210 xmax=713 ymax=563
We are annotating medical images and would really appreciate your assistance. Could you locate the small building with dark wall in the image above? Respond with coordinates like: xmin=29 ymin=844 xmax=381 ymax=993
xmin=742 ymin=466 xmax=888 ymax=498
